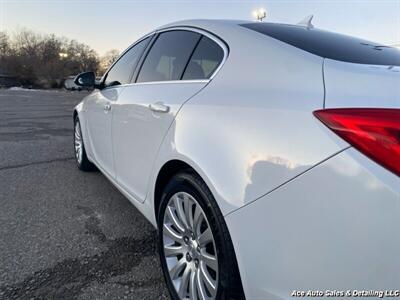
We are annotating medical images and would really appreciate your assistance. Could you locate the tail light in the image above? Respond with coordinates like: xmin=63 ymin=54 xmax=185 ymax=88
xmin=314 ymin=108 xmax=400 ymax=177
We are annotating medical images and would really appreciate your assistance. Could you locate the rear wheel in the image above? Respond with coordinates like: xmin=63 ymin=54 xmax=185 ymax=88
xmin=158 ymin=171 xmax=244 ymax=300
xmin=74 ymin=116 xmax=96 ymax=171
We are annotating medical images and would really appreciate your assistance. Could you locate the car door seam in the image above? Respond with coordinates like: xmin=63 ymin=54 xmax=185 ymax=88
xmin=143 ymin=81 xmax=212 ymax=203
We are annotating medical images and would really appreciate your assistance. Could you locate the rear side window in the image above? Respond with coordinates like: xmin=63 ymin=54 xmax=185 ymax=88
xmin=137 ymin=31 xmax=201 ymax=82
xmin=241 ymin=23 xmax=400 ymax=66
xmin=182 ymin=36 xmax=224 ymax=80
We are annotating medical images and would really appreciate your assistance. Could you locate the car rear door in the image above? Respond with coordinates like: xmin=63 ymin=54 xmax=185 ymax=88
xmin=112 ymin=29 xmax=226 ymax=202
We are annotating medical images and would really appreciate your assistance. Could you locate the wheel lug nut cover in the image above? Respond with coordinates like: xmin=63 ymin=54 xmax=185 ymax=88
xmin=186 ymin=253 xmax=192 ymax=261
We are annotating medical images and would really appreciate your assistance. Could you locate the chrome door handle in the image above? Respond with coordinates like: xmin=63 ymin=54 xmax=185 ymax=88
xmin=104 ymin=103 xmax=111 ymax=112
xmin=149 ymin=102 xmax=170 ymax=113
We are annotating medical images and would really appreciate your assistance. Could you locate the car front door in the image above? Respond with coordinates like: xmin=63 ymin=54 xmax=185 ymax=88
xmin=85 ymin=36 xmax=151 ymax=178
xmin=112 ymin=30 xmax=226 ymax=202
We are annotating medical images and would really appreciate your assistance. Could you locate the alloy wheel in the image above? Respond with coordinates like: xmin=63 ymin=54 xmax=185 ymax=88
xmin=74 ymin=121 xmax=83 ymax=164
xmin=163 ymin=192 xmax=219 ymax=300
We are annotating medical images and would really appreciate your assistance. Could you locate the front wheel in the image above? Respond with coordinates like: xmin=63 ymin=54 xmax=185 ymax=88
xmin=158 ymin=171 xmax=244 ymax=300
xmin=74 ymin=116 xmax=96 ymax=171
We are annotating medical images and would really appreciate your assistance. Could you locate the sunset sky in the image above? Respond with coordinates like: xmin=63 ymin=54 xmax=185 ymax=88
xmin=1 ymin=0 xmax=399 ymax=55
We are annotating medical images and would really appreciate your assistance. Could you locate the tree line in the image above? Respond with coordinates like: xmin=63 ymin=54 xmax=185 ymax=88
xmin=0 ymin=29 xmax=120 ymax=88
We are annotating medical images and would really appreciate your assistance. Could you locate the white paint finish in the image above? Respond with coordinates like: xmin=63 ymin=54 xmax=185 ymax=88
xmin=112 ymin=81 xmax=207 ymax=202
xmin=78 ymin=19 xmax=352 ymax=220
xmin=85 ymin=87 xmax=124 ymax=178
xmin=168 ymin=104 xmax=347 ymax=214
xmin=150 ymin=25 xmax=348 ymax=214
xmin=324 ymin=59 xmax=400 ymax=108
xmin=226 ymin=148 xmax=400 ymax=299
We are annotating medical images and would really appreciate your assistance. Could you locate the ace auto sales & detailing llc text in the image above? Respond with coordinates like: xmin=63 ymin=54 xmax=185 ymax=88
xmin=292 ymin=290 xmax=400 ymax=298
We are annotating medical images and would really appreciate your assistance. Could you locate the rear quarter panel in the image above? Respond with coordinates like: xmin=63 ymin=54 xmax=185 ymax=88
xmin=150 ymin=25 xmax=348 ymax=215
xmin=226 ymin=147 xmax=400 ymax=300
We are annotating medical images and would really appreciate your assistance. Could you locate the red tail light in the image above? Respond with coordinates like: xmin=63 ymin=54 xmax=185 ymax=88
xmin=314 ymin=108 xmax=400 ymax=177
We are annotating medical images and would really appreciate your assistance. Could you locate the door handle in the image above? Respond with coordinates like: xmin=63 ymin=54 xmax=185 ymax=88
xmin=149 ymin=102 xmax=170 ymax=113
xmin=104 ymin=103 xmax=111 ymax=112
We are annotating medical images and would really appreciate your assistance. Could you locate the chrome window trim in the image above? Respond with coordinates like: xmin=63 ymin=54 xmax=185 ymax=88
xmin=101 ymin=26 xmax=228 ymax=89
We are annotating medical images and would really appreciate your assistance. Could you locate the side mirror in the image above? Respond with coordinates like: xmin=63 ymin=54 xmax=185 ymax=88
xmin=74 ymin=72 xmax=95 ymax=87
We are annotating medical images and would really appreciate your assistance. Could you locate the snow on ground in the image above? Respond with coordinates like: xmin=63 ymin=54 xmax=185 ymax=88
xmin=8 ymin=87 xmax=62 ymax=92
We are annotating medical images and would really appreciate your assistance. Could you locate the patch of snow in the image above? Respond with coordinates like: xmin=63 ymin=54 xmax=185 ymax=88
xmin=8 ymin=87 xmax=63 ymax=92
xmin=9 ymin=87 xmax=42 ymax=92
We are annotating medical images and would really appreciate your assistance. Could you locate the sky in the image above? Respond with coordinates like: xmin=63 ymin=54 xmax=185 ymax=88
xmin=1 ymin=0 xmax=399 ymax=55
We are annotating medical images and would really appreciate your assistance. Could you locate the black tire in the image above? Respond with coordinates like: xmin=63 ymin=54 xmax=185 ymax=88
xmin=74 ymin=116 xmax=96 ymax=172
xmin=157 ymin=170 xmax=245 ymax=300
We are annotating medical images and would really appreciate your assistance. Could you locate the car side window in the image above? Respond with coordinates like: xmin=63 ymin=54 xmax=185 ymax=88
xmin=104 ymin=37 xmax=150 ymax=87
xmin=182 ymin=36 xmax=224 ymax=80
xmin=136 ymin=31 xmax=201 ymax=83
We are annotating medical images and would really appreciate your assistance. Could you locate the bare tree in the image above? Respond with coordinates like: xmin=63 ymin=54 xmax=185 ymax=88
xmin=100 ymin=49 xmax=120 ymax=75
xmin=0 ymin=29 xmax=102 ymax=88
xmin=0 ymin=32 xmax=10 ymax=56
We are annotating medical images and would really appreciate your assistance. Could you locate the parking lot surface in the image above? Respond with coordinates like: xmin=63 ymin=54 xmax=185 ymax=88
xmin=0 ymin=89 xmax=169 ymax=300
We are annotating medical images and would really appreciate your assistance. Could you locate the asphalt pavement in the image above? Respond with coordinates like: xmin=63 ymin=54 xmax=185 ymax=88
xmin=0 ymin=88 xmax=169 ymax=300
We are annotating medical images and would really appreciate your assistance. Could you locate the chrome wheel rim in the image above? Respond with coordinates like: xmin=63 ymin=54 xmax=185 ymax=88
xmin=163 ymin=192 xmax=218 ymax=300
xmin=74 ymin=121 xmax=83 ymax=164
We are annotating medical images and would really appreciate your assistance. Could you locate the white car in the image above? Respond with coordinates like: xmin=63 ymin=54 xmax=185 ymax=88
xmin=73 ymin=19 xmax=400 ymax=300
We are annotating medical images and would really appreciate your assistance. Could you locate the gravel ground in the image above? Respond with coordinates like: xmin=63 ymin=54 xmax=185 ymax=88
xmin=0 ymin=89 xmax=169 ymax=300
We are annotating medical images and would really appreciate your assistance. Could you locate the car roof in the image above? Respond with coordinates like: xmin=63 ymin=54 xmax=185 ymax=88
xmin=157 ymin=19 xmax=247 ymax=31
xmin=156 ymin=19 xmax=400 ymax=66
